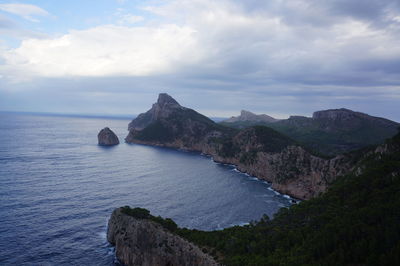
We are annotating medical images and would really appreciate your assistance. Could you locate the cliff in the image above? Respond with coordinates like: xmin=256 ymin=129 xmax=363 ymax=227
xmin=210 ymin=126 xmax=358 ymax=199
xmin=124 ymin=94 xmax=365 ymax=200
xmin=107 ymin=207 xmax=218 ymax=266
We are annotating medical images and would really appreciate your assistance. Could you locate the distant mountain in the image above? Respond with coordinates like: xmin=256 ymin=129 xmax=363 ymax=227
xmin=223 ymin=110 xmax=279 ymax=123
xmin=125 ymin=94 xmax=363 ymax=200
xmin=222 ymin=108 xmax=399 ymax=156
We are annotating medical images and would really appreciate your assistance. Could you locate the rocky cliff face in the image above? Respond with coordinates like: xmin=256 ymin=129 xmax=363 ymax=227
xmin=107 ymin=208 xmax=218 ymax=266
xmin=98 ymin=127 xmax=119 ymax=146
xmin=224 ymin=110 xmax=279 ymax=123
xmin=209 ymin=126 xmax=357 ymax=199
xmin=125 ymin=94 xmax=364 ymax=200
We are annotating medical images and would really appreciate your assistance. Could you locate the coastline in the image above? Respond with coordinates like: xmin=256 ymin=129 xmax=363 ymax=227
xmin=126 ymin=140 xmax=301 ymax=202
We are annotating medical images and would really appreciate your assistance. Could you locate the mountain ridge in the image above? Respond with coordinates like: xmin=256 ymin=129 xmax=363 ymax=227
xmin=221 ymin=107 xmax=399 ymax=156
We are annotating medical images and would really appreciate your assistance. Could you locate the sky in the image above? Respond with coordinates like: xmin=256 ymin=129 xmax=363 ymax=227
xmin=0 ymin=0 xmax=399 ymax=121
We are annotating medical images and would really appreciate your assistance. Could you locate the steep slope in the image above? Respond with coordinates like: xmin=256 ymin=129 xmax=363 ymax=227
xmin=125 ymin=94 xmax=361 ymax=200
xmin=126 ymin=93 xmax=234 ymax=150
xmin=222 ymin=108 xmax=399 ymax=156
xmin=212 ymin=126 xmax=357 ymax=199
xmin=177 ymin=131 xmax=400 ymax=265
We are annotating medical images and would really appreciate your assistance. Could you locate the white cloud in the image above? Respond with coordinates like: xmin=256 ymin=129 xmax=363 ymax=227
xmin=1 ymin=0 xmax=400 ymax=87
xmin=0 ymin=3 xmax=49 ymax=22
xmin=2 ymin=24 xmax=202 ymax=78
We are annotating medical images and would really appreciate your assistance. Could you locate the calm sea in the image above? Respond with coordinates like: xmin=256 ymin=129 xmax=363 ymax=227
xmin=0 ymin=113 xmax=292 ymax=265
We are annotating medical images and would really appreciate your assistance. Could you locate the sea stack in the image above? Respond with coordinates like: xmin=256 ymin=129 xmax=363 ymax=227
xmin=98 ymin=127 xmax=119 ymax=146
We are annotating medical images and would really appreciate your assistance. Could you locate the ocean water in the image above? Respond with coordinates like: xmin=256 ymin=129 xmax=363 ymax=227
xmin=0 ymin=113 xmax=292 ymax=265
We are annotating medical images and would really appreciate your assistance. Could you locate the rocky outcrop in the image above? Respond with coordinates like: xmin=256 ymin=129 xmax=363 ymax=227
xmin=107 ymin=208 xmax=218 ymax=266
xmin=224 ymin=110 xmax=279 ymax=123
xmin=125 ymin=94 xmax=366 ymax=200
xmin=98 ymin=127 xmax=119 ymax=146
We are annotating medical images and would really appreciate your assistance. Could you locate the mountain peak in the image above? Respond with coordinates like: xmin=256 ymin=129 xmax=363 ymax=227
xmin=224 ymin=110 xmax=278 ymax=123
xmin=157 ymin=93 xmax=180 ymax=108
xmin=240 ymin=110 xmax=254 ymax=116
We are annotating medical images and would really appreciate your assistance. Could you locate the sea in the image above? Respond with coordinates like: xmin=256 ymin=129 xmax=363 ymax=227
xmin=0 ymin=112 xmax=293 ymax=265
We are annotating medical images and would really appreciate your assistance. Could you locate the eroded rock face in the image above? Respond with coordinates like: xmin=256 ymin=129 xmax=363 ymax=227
xmin=107 ymin=208 xmax=218 ymax=266
xmin=98 ymin=127 xmax=119 ymax=146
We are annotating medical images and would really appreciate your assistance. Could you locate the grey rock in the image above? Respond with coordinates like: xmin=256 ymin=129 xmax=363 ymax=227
xmin=98 ymin=127 xmax=119 ymax=146
xmin=224 ymin=110 xmax=279 ymax=123
xmin=107 ymin=208 xmax=218 ymax=266
xmin=128 ymin=93 xmax=184 ymax=131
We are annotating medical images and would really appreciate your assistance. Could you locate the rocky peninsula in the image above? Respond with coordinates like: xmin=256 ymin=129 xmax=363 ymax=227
xmin=107 ymin=207 xmax=218 ymax=266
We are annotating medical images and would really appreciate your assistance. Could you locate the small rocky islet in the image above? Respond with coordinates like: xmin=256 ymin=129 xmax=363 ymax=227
xmin=97 ymin=127 xmax=119 ymax=146
xmin=104 ymin=93 xmax=400 ymax=265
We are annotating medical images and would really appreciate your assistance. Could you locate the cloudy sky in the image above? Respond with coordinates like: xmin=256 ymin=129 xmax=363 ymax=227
xmin=0 ymin=0 xmax=399 ymax=120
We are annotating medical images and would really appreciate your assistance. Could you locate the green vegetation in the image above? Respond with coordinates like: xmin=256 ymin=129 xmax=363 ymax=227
xmin=252 ymin=126 xmax=297 ymax=153
xmin=121 ymin=206 xmax=178 ymax=232
xmin=178 ymin=132 xmax=400 ymax=265
xmin=216 ymin=126 xmax=297 ymax=159
xmin=134 ymin=121 xmax=175 ymax=142
xmin=221 ymin=117 xmax=399 ymax=156
xmin=217 ymin=138 xmax=241 ymax=158
xmin=122 ymin=132 xmax=400 ymax=265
